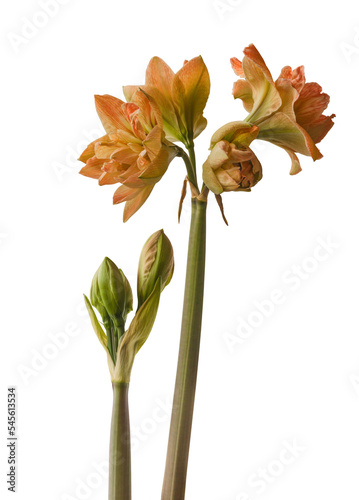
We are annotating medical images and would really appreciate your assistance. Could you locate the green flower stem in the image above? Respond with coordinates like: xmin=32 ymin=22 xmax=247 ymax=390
xmin=109 ymin=382 xmax=131 ymax=500
xmin=162 ymin=197 xmax=207 ymax=500
xmin=176 ymin=147 xmax=198 ymax=191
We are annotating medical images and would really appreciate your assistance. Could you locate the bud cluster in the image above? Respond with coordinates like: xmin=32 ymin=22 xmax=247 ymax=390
xmin=84 ymin=230 xmax=174 ymax=382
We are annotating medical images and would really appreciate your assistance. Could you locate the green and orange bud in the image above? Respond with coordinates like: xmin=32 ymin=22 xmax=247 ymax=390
xmin=203 ymin=121 xmax=262 ymax=194
xmin=137 ymin=230 xmax=174 ymax=309
xmin=203 ymin=140 xmax=262 ymax=195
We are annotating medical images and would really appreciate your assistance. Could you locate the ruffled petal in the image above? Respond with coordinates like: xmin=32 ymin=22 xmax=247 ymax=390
xmin=303 ymin=113 xmax=335 ymax=144
xmin=294 ymin=83 xmax=330 ymax=127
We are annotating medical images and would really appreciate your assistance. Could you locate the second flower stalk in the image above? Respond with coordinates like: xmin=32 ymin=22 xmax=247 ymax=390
xmin=85 ymin=230 xmax=174 ymax=500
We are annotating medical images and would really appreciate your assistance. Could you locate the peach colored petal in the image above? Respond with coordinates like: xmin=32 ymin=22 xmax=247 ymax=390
xmin=291 ymin=66 xmax=306 ymax=93
xmin=94 ymin=142 xmax=121 ymax=160
xmin=145 ymin=57 xmax=175 ymax=101
xmin=278 ymin=66 xmax=293 ymax=79
xmin=113 ymin=185 xmax=139 ymax=204
xmin=78 ymin=135 xmax=108 ymax=163
xmin=131 ymin=89 xmax=163 ymax=131
xmin=275 ymin=77 xmax=299 ymax=120
xmin=143 ymin=126 xmax=164 ymax=160
xmin=230 ymin=57 xmax=244 ymax=77
xmin=130 ymin=114 xmax=147 ymax=142
xmin=303 ymin=113 xmax=335 ymax=144
xmin=111 ymin=146 xmax=139 ymax=165
xmin=232 ymin=80 xmax=254 ymax=112
xmin=98 ymin=160 xmax=122 ymax=185
xmin=294 ymin=83 xmax=330 ymax=127
xmin=94 ymin=95 xmax=133 ymax=134
xmin=210 ymin=121 xmax=259 ymax=149
xmin=109 ymin=128 xmax=142 ymax=145
xmin=122 ymin=186 xmax=154 ymax=222
xmin=79 ymin=157 xmax=105 ymax=179
xmin=242 ymin=56 xmax=281 ymax=123
xmin=125 ymin=84 xmax=180 ymax=142
xmin=283 ymin=148 xmax=302 ymax=175
xmin=258 ymin=112 xmax=322 ymax=161
xmin=171 ymin=56 xmax=210 ymax=141
xmin=243 ymin=44 xmax=273 ymax=82
xmin=139 ymin=146 xmax=177 ymax=182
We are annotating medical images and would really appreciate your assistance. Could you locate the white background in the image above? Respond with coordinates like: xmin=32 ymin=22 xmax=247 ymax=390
xmin=1 ymin=0 xmax=359 ymax=499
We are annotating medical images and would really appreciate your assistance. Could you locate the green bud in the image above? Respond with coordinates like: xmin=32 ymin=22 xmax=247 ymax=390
xmin=91 ymin=257 xmax=133 ymax=324
xmin=137 ymin=230 xmax=174 ymax=309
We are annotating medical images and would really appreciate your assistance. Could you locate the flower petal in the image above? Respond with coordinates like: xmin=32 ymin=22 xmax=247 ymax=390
xmin=78 ymin=135 xmax=108 ymax=163
xmin=171 ymin=56 xmax=210 ymax=141
xmin=303 ymin=113 xmax=335 ymax=144
xmin=79 ymin=157 xmax=105 ymax=179
xmin=210 ymin=121 xmax=259 ymax=149
xmin=283 ymin=148 xmax=302 ymax=175
xmin=139 ymin=146 xmax=176 ymax=182
xmin=241 ymin=45 xmax=282 ymax=123
xmin=95 ymin=95 xmax=134 ymax=134
xmin=294 ymin=82 xmax=330 ymax=127
xmin=230 ymin=57 xmax=245 ymax=77
xmin=258 ymin=112 xmax=322 ymax=161
xmin=113 ymin=184 xmax=139 ymax=204
xmin=232 ymin=79 xmax=254 ymax=112
xmin=123 ymin=186 xmax=154 ymax=222
xmin=146 ymin=57 xmax=175 ymax=101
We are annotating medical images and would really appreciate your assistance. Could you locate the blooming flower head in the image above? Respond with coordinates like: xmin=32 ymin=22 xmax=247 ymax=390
xmin=123 ymin=56 xmax=210 ymax=146
xmin=79 ymin=90 xmax=177 ymax=221
xmin=231 ymin=44 xmax=335 ymax=174
xmin=203 ymin=121 xmax=262 ymax=194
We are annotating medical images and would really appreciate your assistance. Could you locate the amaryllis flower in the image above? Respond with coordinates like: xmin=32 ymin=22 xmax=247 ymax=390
xmin=79 ymin=90 xmax=177 ymax=221
xmin=203 ymin=122 xmax=262 ymax=194
xmin=123 ymin=56 xmax=210 ymax=146
xmin=231 ymin=44 xmax=335 ymax=174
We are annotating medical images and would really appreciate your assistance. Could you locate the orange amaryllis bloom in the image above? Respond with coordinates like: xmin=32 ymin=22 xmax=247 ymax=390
xmin=231 ymin=44 xmax=335 ymax=174
xmin=79 ymin=91 xmax=177 ymax=222
xmin=203 ymin=122 xmax=262 ymax=194
xmin=123 ymin=56 xmax=210 ymax=146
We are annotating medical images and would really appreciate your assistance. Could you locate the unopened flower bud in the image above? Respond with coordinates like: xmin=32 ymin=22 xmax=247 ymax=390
xmin=203 ymin=140 xmax=262 ymax=194
xmin=91 ymin=257 xmax=133 ymax=328
xmin=137 ymin=230 xmax=174 ymax=308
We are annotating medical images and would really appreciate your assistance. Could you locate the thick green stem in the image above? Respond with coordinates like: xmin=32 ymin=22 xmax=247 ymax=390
xmin=109 ymin=382 xmax=131 ymax=500
xmin=162 ymin=198 xmax=207 ymax=500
